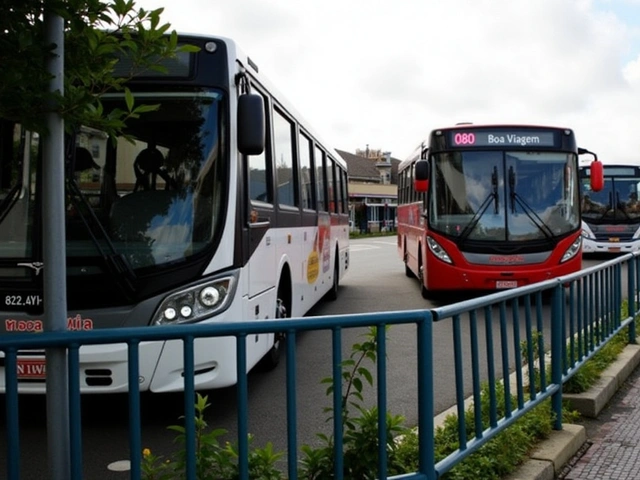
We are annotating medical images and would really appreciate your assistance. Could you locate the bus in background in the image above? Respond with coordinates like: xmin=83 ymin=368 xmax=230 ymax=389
xmin=0 ymin=33 xmax=349 ymax=393
xmin=580 ymin=161 xmax=640 ymax=255
xmin=397 ymin=123 xmax=602 ymax=299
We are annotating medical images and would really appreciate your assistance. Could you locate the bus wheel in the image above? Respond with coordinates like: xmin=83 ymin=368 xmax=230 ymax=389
xmin=325 ymin=258 xmax=340 ymax=301
xmin=419 ymin=261 xmax=431 ymax=299
xmin=257 ymin=299 xmax=285 ymax=371
xmin=405 ymin=263 xmax=413 ymax=278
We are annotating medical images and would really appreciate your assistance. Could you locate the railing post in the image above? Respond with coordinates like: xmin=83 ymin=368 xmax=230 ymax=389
xmin=628 ymin=255 xmax=637 ymax=344
xmin=418 ymin=312 xmax=436 ymax=479
xmin=551 ymin=282 xmax=564 ymax=430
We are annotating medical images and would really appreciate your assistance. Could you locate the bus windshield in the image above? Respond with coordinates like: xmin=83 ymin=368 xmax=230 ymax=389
xmin=581 ymin=169 xmax=640 ymax=224
xmin=429 ymin=150 xmax=579 ymax=241
xmin=0 ymin=90 xmax=227 ymax=271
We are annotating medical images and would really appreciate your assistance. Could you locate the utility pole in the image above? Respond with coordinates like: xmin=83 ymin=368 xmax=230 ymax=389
xmin=43 ymin=9 xmax=71 ymax=480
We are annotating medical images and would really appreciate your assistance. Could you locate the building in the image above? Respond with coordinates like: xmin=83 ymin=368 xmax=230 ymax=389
xmin=336 ymin=148 xmax=401 ymax=233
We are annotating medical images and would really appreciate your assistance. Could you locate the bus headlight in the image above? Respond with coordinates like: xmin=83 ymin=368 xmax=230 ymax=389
xmin=154 ymin=274 xmax=236 ymax=325
xmin=561 ymin=237 xmax=582 ymax=263
xmin=581 ymin=222 xmax=595 ymax=240
xmin=427 ymin=236 xmax=452 ymax=264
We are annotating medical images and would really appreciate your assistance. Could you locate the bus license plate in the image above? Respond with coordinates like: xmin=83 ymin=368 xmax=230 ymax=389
xmin=16 ymin=358 xmax=46 ymax=380
xmin=3 ymin=293 xmax=43 ymax=309
xmin=496 ymin=280 xmax=518 ymax=289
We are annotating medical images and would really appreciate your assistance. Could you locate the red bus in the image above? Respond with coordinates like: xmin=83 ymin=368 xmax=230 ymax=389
xmin=397 ymin=123 xmax=602 ymax=298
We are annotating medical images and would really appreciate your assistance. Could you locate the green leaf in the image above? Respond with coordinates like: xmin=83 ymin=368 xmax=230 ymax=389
xmin=124 ymin=88 xmax=134 ymax=112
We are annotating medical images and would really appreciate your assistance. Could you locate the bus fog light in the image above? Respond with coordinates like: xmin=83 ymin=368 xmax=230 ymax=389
xmin=180 ymin=305 xmax=193 ymax=318
xmin=164 ymin=307 xmax=177 ymax=321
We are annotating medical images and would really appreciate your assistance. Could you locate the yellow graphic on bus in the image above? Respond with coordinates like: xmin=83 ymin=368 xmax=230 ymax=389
xmin=307 ymin=250 xmax=319 ymax=284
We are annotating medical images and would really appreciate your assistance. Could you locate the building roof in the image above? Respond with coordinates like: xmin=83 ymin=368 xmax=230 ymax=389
xmin=336 ymin=149 xmax=401 ymax=184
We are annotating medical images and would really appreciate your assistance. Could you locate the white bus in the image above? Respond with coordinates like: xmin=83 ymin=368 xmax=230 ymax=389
xmin=580 ymin=160 xmax=640 ymax=254
xmin=0 ymin=33 xmax=350 ymax=392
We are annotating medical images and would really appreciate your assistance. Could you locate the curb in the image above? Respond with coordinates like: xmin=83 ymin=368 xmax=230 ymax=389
xmin=563 ymin=344 xmax=640 ymax=418
xmin=505 ymin=342 xmax=640 ymax=479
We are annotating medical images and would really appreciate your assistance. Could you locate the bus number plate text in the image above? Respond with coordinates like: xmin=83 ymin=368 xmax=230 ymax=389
xmin=16 ymin=358 xmax=46 ymax=380
xmin=4 ymin=294 xmax=43 ymax=309
xmin=496 ymin=280 xmax=518 ymax=289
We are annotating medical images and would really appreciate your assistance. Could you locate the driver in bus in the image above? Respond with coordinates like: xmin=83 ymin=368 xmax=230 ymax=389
xmin=626 ymin=192 xmax=640 ymax=213
xmin=134 ymin=140 xmax=166 ymax=191
xmin=581 ymin=194 xmax=606 ymax=214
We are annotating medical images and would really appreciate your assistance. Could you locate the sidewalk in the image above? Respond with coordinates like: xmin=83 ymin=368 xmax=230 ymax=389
xmin=506 ymin=343 xmax=640 ymax=480
xmin=560 ymin=356 xmax=640 ymax=480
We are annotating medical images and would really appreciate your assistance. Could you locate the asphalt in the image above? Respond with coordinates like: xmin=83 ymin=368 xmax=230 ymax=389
xmin=505 ymin=343 xmax=640 ymax=480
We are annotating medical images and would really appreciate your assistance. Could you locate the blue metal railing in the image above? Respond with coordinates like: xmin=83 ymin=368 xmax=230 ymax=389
xmin=1 ymin=252 xmax=638 ymax=479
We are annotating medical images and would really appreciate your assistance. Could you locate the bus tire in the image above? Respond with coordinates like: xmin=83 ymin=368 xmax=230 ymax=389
xmin=256 ymin=297 xmax=286 ymax=372
xmin=405 ymin=261 xmax=413 ymax=278
xmin=418 ymin=254 xmax=433 ymax=299
xmin=325 ymin=257 xmax=340 ymax=301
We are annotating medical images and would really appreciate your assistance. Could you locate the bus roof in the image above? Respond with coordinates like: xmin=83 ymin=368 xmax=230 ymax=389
xmin=176 ymin=32 xmax=346 ymax=169
xmin=398 ymin=123 xmax=576 ymax=173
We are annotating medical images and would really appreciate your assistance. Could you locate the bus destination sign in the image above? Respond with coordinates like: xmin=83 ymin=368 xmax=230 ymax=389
xmin=450 ymin=131 xmax=556 ymax=148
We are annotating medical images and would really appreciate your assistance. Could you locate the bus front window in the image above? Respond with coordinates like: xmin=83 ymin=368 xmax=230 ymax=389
xmin=429 ymin=151 xmax=579 ymax=242
xmin=581 ymin=172 xmax=640 ymax=223
xmin=67 ymin=91 xmax=227 ymax=270
xmin=0 ymin=122 xmax=36 ymax=260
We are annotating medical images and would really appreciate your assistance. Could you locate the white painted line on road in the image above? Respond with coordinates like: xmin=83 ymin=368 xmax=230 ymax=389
xmin=108 ymin=460 xmax=131 ymax=472
xmin=349 ymin=244 xmax=380 ymax=251
xmin=372 ymin=240 xmax=397 ymax=246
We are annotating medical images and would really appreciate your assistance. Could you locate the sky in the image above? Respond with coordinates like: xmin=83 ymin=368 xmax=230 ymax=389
xmin=135 ymin=0 xmax=640 ymax=162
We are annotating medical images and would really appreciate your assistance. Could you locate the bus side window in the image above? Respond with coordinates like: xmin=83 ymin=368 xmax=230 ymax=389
xmin=327 ymin=156 xmax=336 ymax=213
xmin=315 ymin=146 xmax=326 ymax=211
xmin=273 ymin=108 xmax=296 ymax=207
xmin=299 ymin=132 xmax=315 ymax=210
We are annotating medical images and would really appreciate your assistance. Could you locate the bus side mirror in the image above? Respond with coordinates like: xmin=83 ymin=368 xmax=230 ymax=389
xmin=590 ymin=160 xmax=604 ymax=192
xmin=238 ymin=93 xmax=265 ymax=155
xmin=414 ymin=160 xmax=429 ymax=192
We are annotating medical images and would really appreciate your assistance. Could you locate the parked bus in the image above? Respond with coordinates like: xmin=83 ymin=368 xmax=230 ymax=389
xmin=397 ymin=123 xmax=602 ymax=298
xmin=0 ymin=33 xmax=349 ymax=393
xmin=580 ymin=161 xmax=640 ymax=254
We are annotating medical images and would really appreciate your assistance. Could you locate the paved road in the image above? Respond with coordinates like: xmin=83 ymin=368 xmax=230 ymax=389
xmin=0 ymin=237 xmax=609 ymax=478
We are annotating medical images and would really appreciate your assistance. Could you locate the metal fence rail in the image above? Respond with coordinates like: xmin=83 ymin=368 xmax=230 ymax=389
xmin=1 ymin=253 xmax=637 ymax=479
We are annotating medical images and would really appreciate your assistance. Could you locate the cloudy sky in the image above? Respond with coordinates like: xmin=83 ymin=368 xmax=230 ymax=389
xmin=135 ymin=0 xmax=640 ymax=162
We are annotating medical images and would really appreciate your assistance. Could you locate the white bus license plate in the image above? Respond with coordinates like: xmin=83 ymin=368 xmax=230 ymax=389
xmin=16 ymin=358 xmax=46 ymax=380
xmin=496 ymin=280 xmax=518 ymax=289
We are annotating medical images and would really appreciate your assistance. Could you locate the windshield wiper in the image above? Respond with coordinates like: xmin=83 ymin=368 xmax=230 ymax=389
xmin=0 ymin=183 xmax=22 ymax=225
xmin=613 ymin=191 xmax=633 ymax=221
xmin=66 ymin=174 xmax=137 ymax=300
xmin=459 ymin=166 xmax=499 ymax=242
xmin=508 ymin=166 xmax=554 ymax=242
xmin=492 ymin=166 xmax=499 ymax=214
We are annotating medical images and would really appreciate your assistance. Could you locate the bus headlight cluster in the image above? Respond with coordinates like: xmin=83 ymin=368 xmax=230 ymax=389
xmin=581 ymin=222 xmax=595 ymax=240
xmin=427 ymin=236 xmax=452 ymax=264
xmin=561 ymin=237 xmax=582 ymax=263
xmin=154 ymin=275 xmax=236 ymax=325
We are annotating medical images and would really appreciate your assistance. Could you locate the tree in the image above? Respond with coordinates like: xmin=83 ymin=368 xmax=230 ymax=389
xmin=0 ymin=0 xmax=197 ymax=137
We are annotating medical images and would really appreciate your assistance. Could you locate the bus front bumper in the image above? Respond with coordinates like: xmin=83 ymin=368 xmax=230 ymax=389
xmin=582 ymin=237 xmax=640 ymax=254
